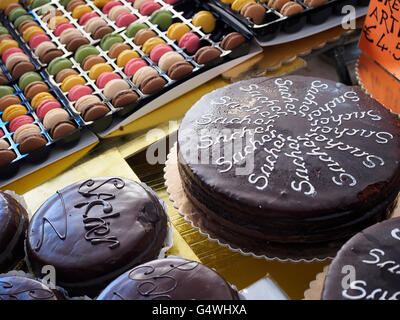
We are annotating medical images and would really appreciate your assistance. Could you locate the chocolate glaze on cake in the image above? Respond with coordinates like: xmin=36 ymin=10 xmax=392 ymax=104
xmin=322 ymin=217 xmax=400 ymax=300
xmin=97 ymin=258 xmax=239 ymax=300
xmin=26 ymin=177 xmax=168 ymax=296
xmin=0 ymin=276 xmax=58 ymax=300
xmin=177 ymin=76 xmax=400 ymax=259
xmin=0 ymin=192 xmax=29 ymax=272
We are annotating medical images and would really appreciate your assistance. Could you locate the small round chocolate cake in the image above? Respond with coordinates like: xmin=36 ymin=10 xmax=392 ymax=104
xmin=322 ymin=217 xmax=400 ymax=300
xmin=26 ymin=177 xmax=168 ymax=296
xmin=0 ymin=275 xmax=59 ymax=300
xmin=97 ymin=258 xmax=239 ymax=300
xmin=177 ymin=76 xmax=400 ymax=260
xmin=0 ymin=192 xmax=29 ymax=272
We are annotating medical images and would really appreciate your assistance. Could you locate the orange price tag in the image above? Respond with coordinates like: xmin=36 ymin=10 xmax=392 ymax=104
xmin=359 ymin=0 xmax=400 ymax=80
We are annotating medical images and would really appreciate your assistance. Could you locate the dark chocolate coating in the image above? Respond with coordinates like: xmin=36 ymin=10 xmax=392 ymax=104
xmin=322 ymin=217 xmax=400 ymax=300
xmin=18 ymin=134 xmax=47 ymax=155
xmin=112 ymin=90 xmax=139 ymax=108
xmin=0 ymin=276 xmax=58 ymax=300
xmin=26 ymin=177 xmax=168 ymax=296
xmin=177 ymin=76 xmax=400 ymax=258
xmin=0 ymin=192 xmax=29 ymax=272
xmin=97 ymin=258 xmax=239 ymax=300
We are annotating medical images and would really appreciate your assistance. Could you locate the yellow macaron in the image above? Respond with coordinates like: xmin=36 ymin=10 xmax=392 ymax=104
xmin=48 ymin=16 xmax=70 ymax=30
xmin=116 ymin=50 xmax=140 ymax=67
xmin=72 ymin=5 xmax=93 ymax=19
xmin=2 ymin=104 xmax=27 ymax=122
xmin=232 ymin=0 xmax=255 ymax=11
xmin=93 ymin=0 xmax=112 ymax=7
xmin=220 ymin=0 xmax=235 ymax=3
xmin=89 ymin=63 xmax=113 ymax=80
xmin=0 ymin=40 xmax=19 ymax=55
xmin=142 ymin=37 xmax=166 ymax=55
xmin=192 ymin=11 xmax=216 ymax=33
xmin=61 ymin=75 xmax=86 ymax=92
xmin=0 ymin=0 xmax=18 ymax=10
xmin=22 ymin=26 xmax=45 ymax=42
xmin=167 ymin=23 xmax=191 ymax=41
xmin=31 ymin=92 xmax=55 ymax=109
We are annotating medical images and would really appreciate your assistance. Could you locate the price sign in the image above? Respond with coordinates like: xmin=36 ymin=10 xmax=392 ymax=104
xmin=359 ymin=0 xmax=400 ymax=80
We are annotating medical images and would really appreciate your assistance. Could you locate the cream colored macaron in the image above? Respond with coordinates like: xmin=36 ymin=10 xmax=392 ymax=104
xmin=75 ymin=95 xmax=102 ymax=113
xmin=43 ymin=108 xmax=70 ymax=130
xmin=132 ymin=66 xmax=158 ymax=86
xmin=0 ymin=138 xmax=10 ymax=150
xmin=158 ymin=51 xmax=185 ymax=72
xmin=103 ymin=79 xmax=130 ymax=99
xmin=14 ymin=124 xmax=41 ymax=144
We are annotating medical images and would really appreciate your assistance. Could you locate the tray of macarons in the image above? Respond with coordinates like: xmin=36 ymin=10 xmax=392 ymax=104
xmin=5 ymin=0 xmax=261 ymax=136
xmin=209 ymin=0 xmax=370 ymax=44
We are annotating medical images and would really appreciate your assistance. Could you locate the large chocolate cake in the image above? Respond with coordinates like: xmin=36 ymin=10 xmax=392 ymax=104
xmin=26 ymin=177 xmax=168 ymax=296
xmin=177 ymin=76 xmax=400 ymax=260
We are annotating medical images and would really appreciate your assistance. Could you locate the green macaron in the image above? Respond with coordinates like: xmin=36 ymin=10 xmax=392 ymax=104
xmin=31 ymin=0 xmax=51 ymax=9
xmin=60 ymin=0 xmax=73 ymax=7
xmin=150 ymin=10 xmax=173 ymax=31
xmin=74 ymin=45 xmax=100 ymax=64
xmin=0 ymin=27 xmax=9 ymax=35
xmin=48 ymin=57 xmax=73 ymax=76
xmin=18 ymin=72 xmax=43 ymax=91
xmin=8 ymin=8 xmax=28 ymax=22
xmin=0 ymin=86 xmax=15 ymax=99
xmin=126 ymin=23 xmax=149 ymax=38
xmin=14 ymin=15 xmax=34 ymax=29
xmin=100 ymin=34 xmax=124 ymax=51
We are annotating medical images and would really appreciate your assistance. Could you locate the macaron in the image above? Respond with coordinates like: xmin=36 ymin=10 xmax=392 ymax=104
xmin=102 ymin=1 xmax=121 ymax=14
xmin=124 ymin=58 xmax=147 ymax=76
xmin=17 ymin=131 xmax=47 ymax=155
xmin=158 ymin=51 xmax=184 ymax=72
xmin=84 ymin=17 xmax=107 ymax=33
xmin=140 ymin=75 xmax=166 ymax=94
xmin=14 ymin=15 xmax=34 ymax=29
xmin=67 ymin=0 xmax=86 ymax=12
xmin=192 ymin=11 xmax=216 ymax=33
xmin=149 ymin=10 xmax=173 ymax=31
xmin=3 ymin=2 xmax=21 ymax=14
xmin=112 ymin=89 xmax=139 ymax=108
xmin=280 ymin=2 xmax=304 ymax=15
xmin=150 ymin=44 xmax=173 ymax=63
xmin=13 ymin=123 xmax=41 ymax=144
xmin=60 ymin=75 xmax=86 ymax=92
xmin=35 ymin=41 xmax=64 ymax=64
xmin=0 ymin=40 xmax=19 ymax=55
xmin=194 ymin=46 xmax=222 ymax=65
xmin=126 ymin=22 xmax=149 ymax=38
xmin=79 ymin=12 xmax=99 ymax=26
xmin=0 ymin=27 xmax=9 ymax=36
xmin=81 ymin=55 xmax=106 ymax=71
xmin=221 ymin=32 xmax=246 ymax=50
xmin=2 ymin=48 xmax=23 ymax=63
xmin=43 ymin=108 xmax=70 ymax=129
xmin=17 ymin=20 xmax=39 ymax=34
xmin=31 ymin=92 xmax=55 ymax=108
xmin=96 ymin=72 xmax=121 ymax=89
xmin=0 ymin=94 xmax=21 ymax=111
xmin=24 ymin=81 xmax=49 ymax=100
xmin=116 ymin=50 xmax=140 ymax=67
xmin=92 ymin=25 xmax=114 ymax=40
xmin=8 ymin=7 xmax=27 ymax=22
xmin=108 ymin=43 xmax=131 ymax=59
xmin=55 ymin=69 xmax=79 ymax=83
xmin=132 ymin=66 xmax=158 ymax=86
xmin=116 ymin=13 xmax=138 ymax=28
xmin=93 ymin=0 xmax=111 ymax=7
xmin=0 ymin=86 xmax=15 ymax=99
xmin=72 ymin=5 xmax=93 ymax=20
xmin=60 ymin=28 xmax=83 ymax=45
xmin=30 ymin=0 xmax=51 ymax=9
xmin=133 ymin=0 xmax=151 ymax=9
xmin=47 ymin=16 xmax=70 ymax=30
xmin=2 ymin=104 xmax=27 ymax=122
xmin=54 ymin=22 xmax=75 ymax=37
xmin=103 ymin=79 xmax=130 ymax=99
xmin=74 ymin=95 xmax=109 ymax=121
xmin=68 ymin=85 xmax=94 ymax=101
xmin=88 ymin=63 xmax=113 ymax=80
xmin=75 ymin=94 xmax=101 ymax=113
xmin=51 ymin=120 xmax=76 ymax=140
xmin=66 ymin=37 xmax=91 ymax=52
xmin=168 ymin=61 xmax=194 ymax=80
xmin=142 ymin=37 xmax=166 ymax=54
xmin=28 ymin=33 xmax=51 ymax=49
xmin=48 ymin=57 xmax=73 ymax=76
xmin=140 ymin=1 xmax=162 ymax=16
xmin=9 ymin=115 xmax=34 ymax=133
xmin=100 ymin=34 xmax=124 ymax=51
xmin=232 ymin=0 xmax=255 ymax=11
xmin=108 ymin=6 xmax=130 ymax=21
xmin=167 ymin=23 xmax=191 ymax=41
xmin=240 ymin=2 xmax=266 ymax=24
xmin=268 ymin=0 xmax=290 ymax=10
xmin=22 ymin=26 xmax=46 ymax=42
xmin=0 ymin=34 xmax=13 ymax=43
xmin=18 ymin=72 xmax=43 ymax=91
xmin=178 ymin=33 xmax=200 ymax=54
xmin=36 ymin=99 xmax=62 ymax=118
xmin=41 ymin=8 xmax=63 ymax=23
xmin=0 ymin=72 xmax=8 ymax=85
xmin=5 ymin=53 xmax=30 ymax=70
xmin=134 ymin=29 xmax=157 ymax=46
xmin=8 ymin=57 xmax=35 ymax=79
xmin=74 ymin=45 xmax=99 ymax=64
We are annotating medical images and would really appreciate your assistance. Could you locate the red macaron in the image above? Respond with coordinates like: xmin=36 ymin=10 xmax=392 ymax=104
xmin=2 ymin=48 xmax=24 ymax=63
xmin=9 ymin=115 xmax=34 ymax=133
xmin=68 ymin=85 xmax=94 ymax=101
xmin=29 ymin=34 xmax=51 ymax=49
xmin=36 ymin=99 xmax=62 ymax=119
xmin=54 ymin=22 xmax=75 ymax=37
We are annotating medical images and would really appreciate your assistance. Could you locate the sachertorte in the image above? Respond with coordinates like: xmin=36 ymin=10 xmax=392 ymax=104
xmin=26 ymin=177 xmax=168 ymax=296
xmin=177 ymin=76 xmax=400 ymax=260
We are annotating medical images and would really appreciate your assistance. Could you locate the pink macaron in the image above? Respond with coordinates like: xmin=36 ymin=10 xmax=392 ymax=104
xmin=96 ymin=72 xmax=122 ymax=89
xmin=79 ymin=12 xmax=99 ymax=26
xmin=164 ymin=0 xmax=179 ymax=3
xmin=178 ymin=32 xmax=200 ymax=54
xmin=150 ymin=44 xmax=173 ymax=62
xmin=124 ymin=58 xmax=147 ymax=76
xmin=2 ymin=48 xmax=24 ymax=63
xmin=140 ymin=1 xmax=162 ymax=15
xmin=115 ymin=13 xmax=138 ymax=28
xmin=68 ymin=85 xmax=94 ymax=101
xmin=29 ymin=34 xmax=51 ymax=49
xmin=102 ymin=1 xmax=122 ymax=14
xmin=36 ymin=100 xmax=62 ymax=119
xmin=9 ymin=115 xmax=34 ymax=133
xmin=54 ymin=22 xmax=75 ymax=37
